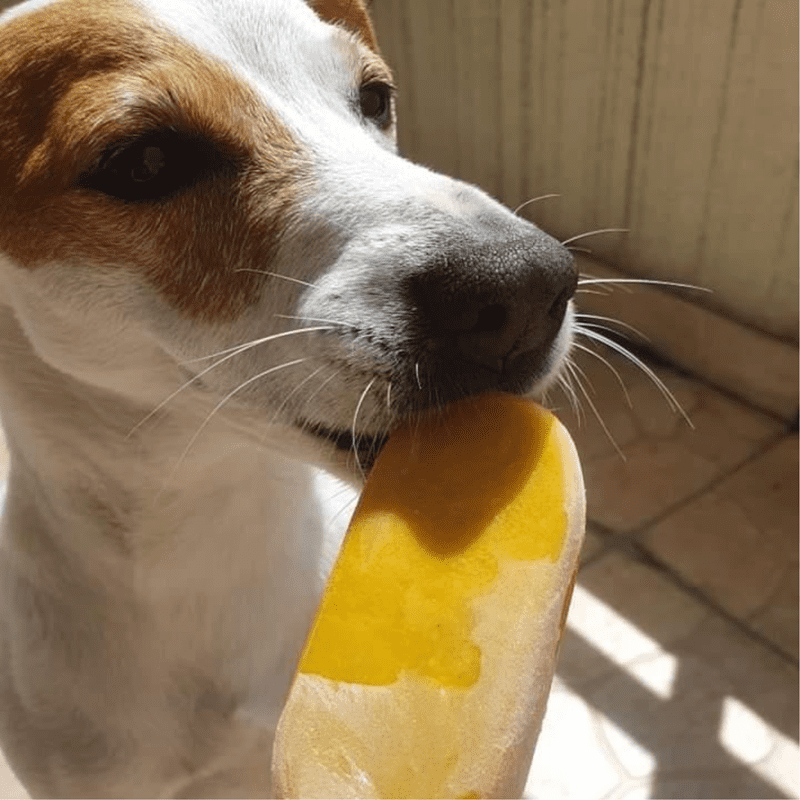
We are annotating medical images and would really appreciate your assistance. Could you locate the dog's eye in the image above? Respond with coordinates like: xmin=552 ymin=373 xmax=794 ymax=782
xmin=358 ymin=81 xmax=393 ymax=128
xmin=80 ymin=132 xmax=219 ymax=201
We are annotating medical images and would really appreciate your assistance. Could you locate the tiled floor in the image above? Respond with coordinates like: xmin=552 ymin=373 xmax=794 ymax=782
xmin=0 ymin=347 xmax=796 ymax=799
xmin=526 ymin=346 xmax=798 ymax=800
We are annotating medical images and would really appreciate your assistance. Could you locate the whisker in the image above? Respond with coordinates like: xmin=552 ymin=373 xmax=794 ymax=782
xmin=565 ymin=359 xmax=588 ymax=425
xmin=572 ymin=340 xmax=634 ymax=408
xmin=282 ymin=369 xmax=343 ymax=448
xmin=575 ymin=313 xmax=650 ymax=342
xmin=414 ymin=362 xmax=423 ymax=391
xmin=566 ymin=246 xmax=594 ymax=254
xmin=127 ymin=327 xmax=332 ymax=438
xmin=578 ymin=327 xmax=694 ymax=428
xmin=182 ymin=326 xmax=333 ymax=363
xmin=568 ymin=359 xmax=625 ymax=459
xmin=258 ymin=366 xmax=334 ymax=448
xmin=352 ymin=377 xmax=378 ymax=480
xmin=513 ymin=193 xmax=561 ymax=215
xmin=561 ymin=228 xmax=629 ymax=246
xmin=302 ymin=369 xmax=340 ymax=414
xmin=386 ymin=381 xmax=393 ymax=412
xmin=328 ymin=493 xmax=359 ymax=529
xmin=577 ymin=277 xmax=712 ymax=293
xmin=539 ymin=385 xmax=551 ymax=409
xmin=268 ymin=365 xmax=326 ymax=427
xmin=578 ymin=272 xmax=632 ymax=294
xmin=166 ymin=358 xmax=307 ymax=485
xmin=557 ymin=363 xmax=582 ymax=421
xmin=275 ymin=313 xmax=353 ymax=328
xmin=569 ymin=357 xmax=597 ymax=397
xmin=233 ymin=269 xmax=317 ymax=289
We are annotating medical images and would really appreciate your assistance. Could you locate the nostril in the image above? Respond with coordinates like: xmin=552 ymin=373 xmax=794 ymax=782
xmin=471 ymin=304 xmax=507 ymax=334
xmin=547 ymin=284 xmax=575 ymax=318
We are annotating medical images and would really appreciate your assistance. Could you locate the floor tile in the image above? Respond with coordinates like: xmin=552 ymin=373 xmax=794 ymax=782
xmin=0 ymin=751 xmax=26 ymax=799
xmin=553 ymin=347 xmax=783 ymax=533
xmin=557 ymin=552 xmax=707 ymax=688
xmin=642 ymin=435 xmax=798 ymax=658
xmin=0 ymin=423 xmax=7 ymax=484
xmin=674 ymin=614 xmax=798 ymax=744
xmin=748 ymin=560 xmax=799 ymax=662
xmin=758 ymin=736 xmax=800 ymax=800
xmin=607 ymin=771 xmax=797 ymax=800
xmin=525 ymin=680 xmax=625 ymax=800
xmin=580 ymin=524 xmax=608 ymax=564
xmin=531 ymin=551 xmax=799 ymax=800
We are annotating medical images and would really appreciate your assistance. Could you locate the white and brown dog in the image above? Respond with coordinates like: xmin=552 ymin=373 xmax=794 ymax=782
xmin=0 ymin=0 xmax=577 ymax=795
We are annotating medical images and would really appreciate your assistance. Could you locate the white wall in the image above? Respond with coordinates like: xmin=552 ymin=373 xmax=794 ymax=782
xmin=372 ymin=0 xmax=798 ymax=344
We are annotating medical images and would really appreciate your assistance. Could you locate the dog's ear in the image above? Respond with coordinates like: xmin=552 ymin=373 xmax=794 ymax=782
xmin=308 ymin=0 xmax=379 ymax=52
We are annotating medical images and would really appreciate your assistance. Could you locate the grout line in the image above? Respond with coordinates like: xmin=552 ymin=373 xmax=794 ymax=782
xmin=613 ymin=427 xmax=795 ymax=541
xmin=579 ymin=549 xmax=608 ymax=570
xmin=578 ymin=534 xmax=610 ymax=570
xmin=587 ymin=522 xmax=799 ymax=669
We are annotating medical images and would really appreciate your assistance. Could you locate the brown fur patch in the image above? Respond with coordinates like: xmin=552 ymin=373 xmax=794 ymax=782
xmin=309 ymin=0 xmax=379 ymax=52
xmin=0 ymin=0 xmax=309 ymax=323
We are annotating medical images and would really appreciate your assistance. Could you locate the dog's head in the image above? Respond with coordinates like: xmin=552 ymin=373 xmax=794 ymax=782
xmin=0 ymin=0 xmax=576 ymax=473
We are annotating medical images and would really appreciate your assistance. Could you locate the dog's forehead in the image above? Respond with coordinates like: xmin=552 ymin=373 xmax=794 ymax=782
xmin=135 ymin=0 xmax=375 ymax=74
xmin=0 ymin=0 xmax=377 ymax=105
xmin=139 ymin=0 xmax=378 ymax=59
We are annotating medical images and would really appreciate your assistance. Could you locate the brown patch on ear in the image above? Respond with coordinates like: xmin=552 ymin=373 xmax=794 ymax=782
xmin=309 ymin=0 xmax=379 ymax=52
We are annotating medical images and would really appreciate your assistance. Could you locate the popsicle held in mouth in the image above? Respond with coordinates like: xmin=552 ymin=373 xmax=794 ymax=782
xmin=272 ymin=393 xmax=585 ymax=799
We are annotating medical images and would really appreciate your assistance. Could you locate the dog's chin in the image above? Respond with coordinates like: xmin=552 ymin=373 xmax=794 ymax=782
xmin=298 ymin=420 xmax=390 ymax=477
xmin=292 ymin=317 xmax=574 ymax=479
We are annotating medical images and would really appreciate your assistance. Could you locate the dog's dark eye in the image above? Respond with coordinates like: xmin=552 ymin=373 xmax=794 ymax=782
xmin=358 ymin=81 xmax=393 ymax=128
xmin=80 ymin=132 xmax=220 ymax=201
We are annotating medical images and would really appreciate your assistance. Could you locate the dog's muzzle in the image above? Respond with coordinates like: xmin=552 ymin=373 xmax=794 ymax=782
xmin=397 ymin=231 xmax=577 ymax=405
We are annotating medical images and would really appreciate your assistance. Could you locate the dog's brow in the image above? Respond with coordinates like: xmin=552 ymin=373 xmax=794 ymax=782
xmin=327 ymin=26 xmax=393 ymax=90
xmin=72 ymin=83 xmax=251 ymax=169
xmin=359 ymin=50 xmax=394 ymax=86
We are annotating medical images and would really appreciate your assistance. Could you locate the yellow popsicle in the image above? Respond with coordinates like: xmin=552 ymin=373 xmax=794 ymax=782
xmin=272 ymin=393 xmax=585 ymax=799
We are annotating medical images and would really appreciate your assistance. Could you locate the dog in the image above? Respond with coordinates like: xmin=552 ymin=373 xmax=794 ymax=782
xmin=0 ymin=0 xmax=577 ymax=795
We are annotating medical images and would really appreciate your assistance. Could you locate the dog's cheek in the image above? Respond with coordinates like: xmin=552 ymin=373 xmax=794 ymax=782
xmin=0 ymin=162 xmax=309 ymax=327
xmin=140 ymin=176 xmax=303 ymax=324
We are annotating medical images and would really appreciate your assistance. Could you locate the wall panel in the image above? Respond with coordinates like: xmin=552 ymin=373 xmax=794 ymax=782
xmin=372 ymin=0 xmax=798 ymax=342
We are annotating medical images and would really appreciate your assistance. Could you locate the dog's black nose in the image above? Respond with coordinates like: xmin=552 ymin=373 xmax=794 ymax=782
xmin=408 ymin=233 xmax=577 ymax=373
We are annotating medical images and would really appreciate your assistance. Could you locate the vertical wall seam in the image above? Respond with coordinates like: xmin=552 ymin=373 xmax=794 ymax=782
xmin=397 ymin=0 xmax=418 ymax=155
xmin=622 ymin=0 xmax=654 ymax=236
xmin=693 ymin=0 xmax=744 ymax=281
xmin=519 ymin=0 xmax=534 ymax=206
xmin=494 ymin=7 xmax=504 ymax=199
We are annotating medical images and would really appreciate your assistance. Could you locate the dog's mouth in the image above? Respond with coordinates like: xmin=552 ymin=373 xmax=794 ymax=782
xmin=303 ymin=421 xmax=390 ymax=473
